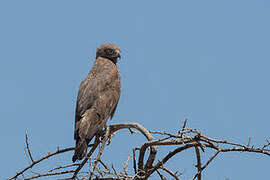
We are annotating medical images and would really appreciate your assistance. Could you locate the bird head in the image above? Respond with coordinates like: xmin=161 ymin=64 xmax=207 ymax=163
xmin=96 ymin=44 xmax=121 ymax=64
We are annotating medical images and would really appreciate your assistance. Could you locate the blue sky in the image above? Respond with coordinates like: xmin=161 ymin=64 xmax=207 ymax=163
xmin=1 ymin=0 xmax=270 ymax=179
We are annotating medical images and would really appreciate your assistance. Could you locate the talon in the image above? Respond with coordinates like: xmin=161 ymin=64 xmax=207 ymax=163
xmin=107 ymin=134 xmax=112 ymax=145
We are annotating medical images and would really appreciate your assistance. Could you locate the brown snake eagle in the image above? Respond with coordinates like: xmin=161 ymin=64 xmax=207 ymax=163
xmin=72 ymin=44 xmax=121 ymax=162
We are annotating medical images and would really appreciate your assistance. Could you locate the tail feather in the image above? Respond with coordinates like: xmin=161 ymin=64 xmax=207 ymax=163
xmin=73 ymin=109 xmax=101 ymax=162
xmin=72 ymin=138 xmax=87 ymax=162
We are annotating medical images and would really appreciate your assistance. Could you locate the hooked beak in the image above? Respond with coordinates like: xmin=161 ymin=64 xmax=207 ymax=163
xmin=116 ymin=50 xmax=121 ymax=59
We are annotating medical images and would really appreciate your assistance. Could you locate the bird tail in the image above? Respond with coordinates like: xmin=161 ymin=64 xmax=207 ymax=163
xmin=72 ymin=138 xmax=88 ymax=162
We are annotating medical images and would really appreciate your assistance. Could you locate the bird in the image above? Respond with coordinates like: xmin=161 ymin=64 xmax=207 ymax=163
xmin=72 ymin=44 xmax=121 ymax=162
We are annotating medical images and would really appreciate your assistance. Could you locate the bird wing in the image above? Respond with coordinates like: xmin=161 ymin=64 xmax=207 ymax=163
xmin=74 ymin=74 xmax=99 ymax=139
xmin=74 ymin=59 xmax=121 ymax=140
xmin=73 ymin=57 xmax=121 ymax=161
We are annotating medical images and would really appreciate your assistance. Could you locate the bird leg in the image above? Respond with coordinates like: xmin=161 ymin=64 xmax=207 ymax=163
xmin=107 ymin=132 xmax=113 ymax=145
xmin=97 ymin=126 xmax=114 ymax=145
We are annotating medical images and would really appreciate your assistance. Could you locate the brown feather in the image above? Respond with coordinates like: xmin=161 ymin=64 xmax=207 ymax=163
xmin=73 ymin=44 xmax=121 ymax=162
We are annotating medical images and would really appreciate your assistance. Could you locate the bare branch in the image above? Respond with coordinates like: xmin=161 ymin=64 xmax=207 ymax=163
xmin=23 ymin=170 xmax=75 ymax=180
xmin=109 ymin=123 xmax=157 ymax=171
xmin=98 ymin=159 xmax=110 ymax=170
xmin=156 ymin=170 xmax=166 ymax=180
xmin=8 ymin=147 xmax=75 ymax=180
xmin=191 ymin=150 xmax=220 ymax=180
xmin=72 ymin=137 xmax=100 ymax=179
xmin=160 ymin=166 xmax=181 ymax=180
xmin=48 ymin=163 xmax=79 ymax=172
xmin=120 ymin=154 xmax=131 ymax=175
xmin=262 ymin=139 xmax=270 ymax=149
xmin=9 ymin=122 xmax=270 ymax=180
xmin=247 ymin=136 xmax=252 ymax=147
xmin=145 ymin=143 xmax=198 ymax=179
xmin=194 ymin=146 xmax=201 ymax=180
xmin=89 ymin=126 xmax=111 ymax=179
xmin=178 ymin=119 xmax=187 ymax=138
xmin=111 ymin=164 xmax=121 ymax=179
xmin=25 ymin=133 xmax=35 ymax=163
xmin=133 ymin=148 xmax=137 ymax=174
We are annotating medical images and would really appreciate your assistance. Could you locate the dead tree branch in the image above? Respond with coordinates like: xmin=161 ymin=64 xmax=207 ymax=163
xmin=194 ymin=146 xmax=202 ymax=180
xmin=8 ymin=121 xmax=270 ymax=180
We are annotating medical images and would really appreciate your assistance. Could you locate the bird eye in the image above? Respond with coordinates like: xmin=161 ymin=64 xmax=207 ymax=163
xmin=105 ymin=49 xmax=113 ymax=54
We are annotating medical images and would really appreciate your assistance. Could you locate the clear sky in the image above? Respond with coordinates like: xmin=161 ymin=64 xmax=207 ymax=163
xmin=1 ymin=0 xmax=269 ymax=179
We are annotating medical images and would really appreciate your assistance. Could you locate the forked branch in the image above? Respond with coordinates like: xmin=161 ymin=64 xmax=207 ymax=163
xmin=8 ymin=122 xmax=270 ymax=180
